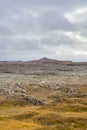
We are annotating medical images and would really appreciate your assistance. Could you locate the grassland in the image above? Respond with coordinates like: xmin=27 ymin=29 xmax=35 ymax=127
xmin=0 ymin=61 xmax=87 ymax=130
xmin=0 ymin=92 xmax=87 ymax=130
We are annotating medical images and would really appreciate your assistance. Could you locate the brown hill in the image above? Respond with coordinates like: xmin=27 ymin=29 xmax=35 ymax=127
xmin=27 ymin=57 xmax=73 ymax=65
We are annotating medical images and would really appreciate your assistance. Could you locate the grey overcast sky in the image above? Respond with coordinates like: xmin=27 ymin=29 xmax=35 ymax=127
xmin=0 ymin=0 xmax=87 ymax=61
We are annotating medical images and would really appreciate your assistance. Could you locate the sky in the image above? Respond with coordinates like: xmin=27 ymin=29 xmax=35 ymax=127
xmin=0 ymin=0 xmax=87 ymax=61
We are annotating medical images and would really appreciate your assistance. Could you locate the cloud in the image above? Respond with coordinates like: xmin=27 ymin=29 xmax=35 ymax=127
xmin=0 ymin=23 xmax=14 ymax=36
xmin=38 ymin=10 xmax=75 ymax=31
xmin=0 ymin=0 xmax=87 ymax=61
xmin=65 ymin=7 xmax=87 ymax=24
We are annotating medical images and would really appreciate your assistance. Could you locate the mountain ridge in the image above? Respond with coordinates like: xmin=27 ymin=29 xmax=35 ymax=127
xmin=0 ymin=57 xmax=87 ymax=65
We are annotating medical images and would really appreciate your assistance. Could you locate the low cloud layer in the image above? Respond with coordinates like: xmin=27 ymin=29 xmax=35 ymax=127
xmin=0 ymin=0 xmax=87 ymax=61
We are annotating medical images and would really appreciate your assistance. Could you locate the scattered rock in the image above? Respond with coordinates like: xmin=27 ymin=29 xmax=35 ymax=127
xmin=0 ymin=82 xmax=46 ymax=106
xmin=24 ymin=95 xmax=46 ymax=105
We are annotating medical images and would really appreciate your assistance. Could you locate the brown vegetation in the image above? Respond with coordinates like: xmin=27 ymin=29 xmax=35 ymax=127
xmin=0 ymin=58 xmax=87 ymax=130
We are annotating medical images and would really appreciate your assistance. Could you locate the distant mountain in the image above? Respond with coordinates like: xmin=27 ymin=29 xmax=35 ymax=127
xmin=27 ymin=57 xmax=73 ymax=65
xmin=0 ymin=57 xmax=87 ymax=65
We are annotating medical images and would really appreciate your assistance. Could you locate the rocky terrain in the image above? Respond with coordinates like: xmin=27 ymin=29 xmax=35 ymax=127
xmin=0 ymin=58 xmax=87 ymax=104
xmin=0 ymin=58 xmax=87 ymax=130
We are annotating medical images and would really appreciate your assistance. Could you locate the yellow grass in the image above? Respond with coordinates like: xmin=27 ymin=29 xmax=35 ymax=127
xmin=0 ymin=97 xmax=87 ymax=130
xmin=0 ymin=84 xmax=87 ymax=130
xmin=0 ymin=120 xmax=41 ymax=130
